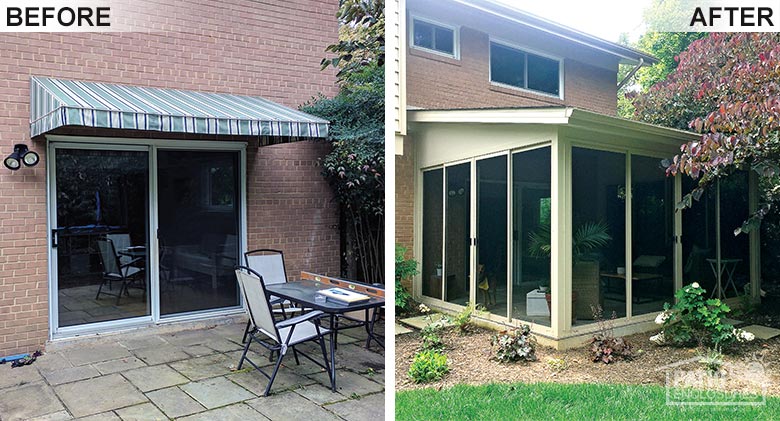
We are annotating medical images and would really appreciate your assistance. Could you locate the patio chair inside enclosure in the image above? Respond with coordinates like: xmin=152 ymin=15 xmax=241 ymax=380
xmin=242 ymin=249 xmax=305 ymax=342
xmin=96 ymin=238 xmax=146 ymax=305
xmin=234 ymin=266 xmax=332 ymax=396
xmin=107 ymin=233 xmax=132 ymax=265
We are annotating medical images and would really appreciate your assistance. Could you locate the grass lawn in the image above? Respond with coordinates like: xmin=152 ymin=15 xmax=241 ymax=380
xmin=396 ymin=382 xmax=780 ymax=420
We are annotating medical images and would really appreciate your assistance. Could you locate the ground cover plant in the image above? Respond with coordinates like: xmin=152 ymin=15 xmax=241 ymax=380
xmin=408 ymin=350 xmax=449 ymax=384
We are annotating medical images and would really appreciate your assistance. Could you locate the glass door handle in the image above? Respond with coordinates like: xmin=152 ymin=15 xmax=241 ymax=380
xmin=51 ymin=229 xmax=58 ymax=248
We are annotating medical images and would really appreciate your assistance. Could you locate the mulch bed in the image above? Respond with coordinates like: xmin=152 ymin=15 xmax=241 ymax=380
xmin=396 ymin=325 xmax=780 ymax=395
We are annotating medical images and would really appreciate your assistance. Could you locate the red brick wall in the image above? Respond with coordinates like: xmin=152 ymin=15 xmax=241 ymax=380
xmin=0 ymin=0 xmax=339 ymax=356
xmin=245 ymin=140 xmax=340 ymax=280
xmin=406 ymin=27 xmax=618 ymax=116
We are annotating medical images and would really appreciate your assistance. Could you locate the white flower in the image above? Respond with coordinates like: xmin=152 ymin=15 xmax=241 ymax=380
xmin=655 ymin=311 xmax=671 ymax=325
xmin=418 ymin=304 xmax=430 ymax=314
xmin=733 ymin=328 xmax=755 ymax=343
xmin=650 ymin=332 xmax=666 ymax=345
xmin=691 ymin=282 xmax=700 ymax=289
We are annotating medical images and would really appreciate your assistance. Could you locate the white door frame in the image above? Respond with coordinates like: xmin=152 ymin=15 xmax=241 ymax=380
xmin=46 ymin=135 xmax=247 ymax=340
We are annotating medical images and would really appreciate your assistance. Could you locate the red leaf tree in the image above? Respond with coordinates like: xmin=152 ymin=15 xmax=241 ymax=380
xmin=631 ymin=33 xmax=780 ymax=233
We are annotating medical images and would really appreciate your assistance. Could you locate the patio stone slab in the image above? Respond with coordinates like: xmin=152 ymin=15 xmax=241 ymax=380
xmin=146 ymin=386 xmax=206 ymax=419
xmin=0 ymin=364 xmax=43 ymax=389
xmin=202 ymin=338 xmax=242 ymax=353
xmin=0 ymin=381 xmax=65 ymax=421
xmin=92 ymin=357 xmax=147 ymax=375
xmin=326 ymin=392 xmax=384 ymax=421
xmin=117 ymin=335 xmax=167 ymax=351
xmin=334 ymin=344 xmax=385 ymax=373
xmin=178 ymin=403 xmax=267 ymax=421
xmin=114 ymin=402 xmax=167 ymax=421
xmin=181 ymin=344 xmax=218 ymax=357
xmin=399 ymin=314 xmax=453 ymax=330
xmin=160 ymin=330 xmax=219 ymax=347
xmin=309 ymin=370 xmax=383 ymax=397
xmin=722 ymin=317 xmax=744 ymax=326
xmin=34 ymin=352 xmax=74 ymax=374
xmin=60 ymin=343 xmax=133 ymax=366
xmin=228 ymin=369 xmax=315 ymax=396
xmin=122 ymin=364 xmax=189 ymax=392
xmin=395 ymin=323 xmax=412 ymax=335
xmin=54 ymin=374 xmax=147 ymax=418
xmin=294 ymin=384 xmax=347 ymax=405
xmin=224 ymin=349 xmax=275 ymax=368
xmin=43 ymin=365 xmax=101 ymax=386
xmin=132 ymin=345 xmax=191 ymax=365
xmin=246 ymin=391 xmax=341 ymax=421
xmin=180 ymin=376 xmax=255 ymax=409
xmin=76 ymin=412 xmax=122 ymax=421
xmin=743 ymin=324 xmax=780 ymax=340
xmin=28 ymin=409 xmax=73 ymax=421
xmin=169 ymin=353 xmax=236 ymax=381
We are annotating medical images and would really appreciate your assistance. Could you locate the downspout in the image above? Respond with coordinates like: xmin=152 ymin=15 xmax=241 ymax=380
xmin=617 ymin=58 xmax=644 ymax=91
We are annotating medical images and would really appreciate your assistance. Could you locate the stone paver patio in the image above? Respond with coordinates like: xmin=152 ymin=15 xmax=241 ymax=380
xmin=0 ymin=317 xmax=384 ymax=421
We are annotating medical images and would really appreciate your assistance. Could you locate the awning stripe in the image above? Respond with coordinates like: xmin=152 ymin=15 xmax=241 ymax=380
xmin=29 ymin=77 xmax=329 ymax=138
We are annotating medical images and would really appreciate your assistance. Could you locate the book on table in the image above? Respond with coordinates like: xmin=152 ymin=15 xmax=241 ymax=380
xmin=319 ymin=287 xmax=370 ymax=304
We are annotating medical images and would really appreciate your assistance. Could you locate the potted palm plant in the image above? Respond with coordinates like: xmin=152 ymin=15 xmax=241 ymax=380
xmin=527 ymin=220 xmax=612 ymax=318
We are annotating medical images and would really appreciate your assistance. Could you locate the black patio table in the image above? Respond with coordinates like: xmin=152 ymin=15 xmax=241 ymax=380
xmin=265 ymin=273 xmax=384 ymax=391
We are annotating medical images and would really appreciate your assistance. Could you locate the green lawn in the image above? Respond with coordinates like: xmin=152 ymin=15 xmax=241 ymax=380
xmin=396 ymin=382 xmax=780 ymax=420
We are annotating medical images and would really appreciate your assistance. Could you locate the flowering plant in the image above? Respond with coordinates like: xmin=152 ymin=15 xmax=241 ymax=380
xmin=651 ymin=282 xmax=755 ymax=347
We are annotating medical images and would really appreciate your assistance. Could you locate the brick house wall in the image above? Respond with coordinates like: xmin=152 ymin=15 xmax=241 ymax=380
xmin=406 ymin=26 xmax=618 ymax=115
xmin=0 ymin=0 xmax=339 ymax=356
xmin=397 ymin=3 xmax=623 ymax=272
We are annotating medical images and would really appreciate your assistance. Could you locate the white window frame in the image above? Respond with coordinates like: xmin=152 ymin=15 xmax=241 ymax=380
xmin=409 ymin=15 xmax=460 ymax=59
xmin=488 ymin=38 xmax=565 ymax=100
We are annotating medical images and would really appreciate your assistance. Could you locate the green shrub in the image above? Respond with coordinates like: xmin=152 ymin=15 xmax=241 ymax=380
xmin=395 ymin=245 xmax=418 ymax=310
xmin=420 ymin=323 xmax=445 ymax=351
xmin=651 ymin=283 xmax=754 ymax=347
xmin=699 ymin=347 xmax=724 ymax=375
xmin=490 ymin=325 xmax=537 ymax=363
xmin=589 ymin=306 xmax=633 ymax=364
xmin=453 ymin=302 xmax=483 ymax=334
xmin=408 ymin=350 xmax=449 ymax=383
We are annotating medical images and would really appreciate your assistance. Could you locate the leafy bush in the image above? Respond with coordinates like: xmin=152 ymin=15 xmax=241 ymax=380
xmin=395 ymin=245 xmax=418 ymax=310
xmin=490 ymin=325 xmax=537 ymax=363
xmin=420 ymin=322 xmax=445 ymax=351
xmin=453 ymin=302 xmax=483 ymax=334
xmin=651 ymin=283 xmax=755 ymax=347
xmin=589 ymin=306 xmax=633 ymax=364
xmin=408 ymin=350 xmax=449 ymax=383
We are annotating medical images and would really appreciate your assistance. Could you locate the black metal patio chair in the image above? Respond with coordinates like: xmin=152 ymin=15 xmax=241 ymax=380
xmin=234 ymin=266 xmax=332 ymax=396
xmin=241 ymin=249 xmax=306 ymax=343
xmin=96 ymin=238 xmax=145 ymax=305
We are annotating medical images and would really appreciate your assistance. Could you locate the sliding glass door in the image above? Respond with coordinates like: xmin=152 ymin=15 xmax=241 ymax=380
xmin=157 ymin=150 xmax=241 ymax=315
xmin=52 ymin=146 xmax=151 ymax=328
xmin=50 ymin=142 xmax=244 ymax=335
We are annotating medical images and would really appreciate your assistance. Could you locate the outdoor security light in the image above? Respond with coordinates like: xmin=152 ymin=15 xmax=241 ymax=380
xmin=3 ymin=144 xmax=39 ymax=171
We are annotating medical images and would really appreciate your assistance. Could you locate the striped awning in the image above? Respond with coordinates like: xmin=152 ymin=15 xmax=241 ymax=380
xmin=30 ymin=77 xmax=328 ymax=139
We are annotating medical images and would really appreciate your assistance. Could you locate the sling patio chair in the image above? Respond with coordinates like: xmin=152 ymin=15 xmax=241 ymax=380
xmin=234 ymin=266 xmax=332 ymax=396
xmin=241 ymin=249 xmax=306 ymax=343
xmin=96 ymin=238 xmax=146 ymax=305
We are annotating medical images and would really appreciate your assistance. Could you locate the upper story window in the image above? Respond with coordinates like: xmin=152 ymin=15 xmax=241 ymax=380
xmin=490 ymin=41 xmax=561 ymax=97
xmin=411 ymin=17 xmax=458 ymax=58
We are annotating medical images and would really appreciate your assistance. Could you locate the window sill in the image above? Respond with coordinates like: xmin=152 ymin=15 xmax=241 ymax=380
xmin=409 ymin=47 xmax=461 ymax=67
xmin=488 ymin=83 xmax=564 ymax=104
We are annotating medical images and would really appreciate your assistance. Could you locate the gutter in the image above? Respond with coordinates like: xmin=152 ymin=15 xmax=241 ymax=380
xmin=617 ymin=58 xmax=644 ymax=91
